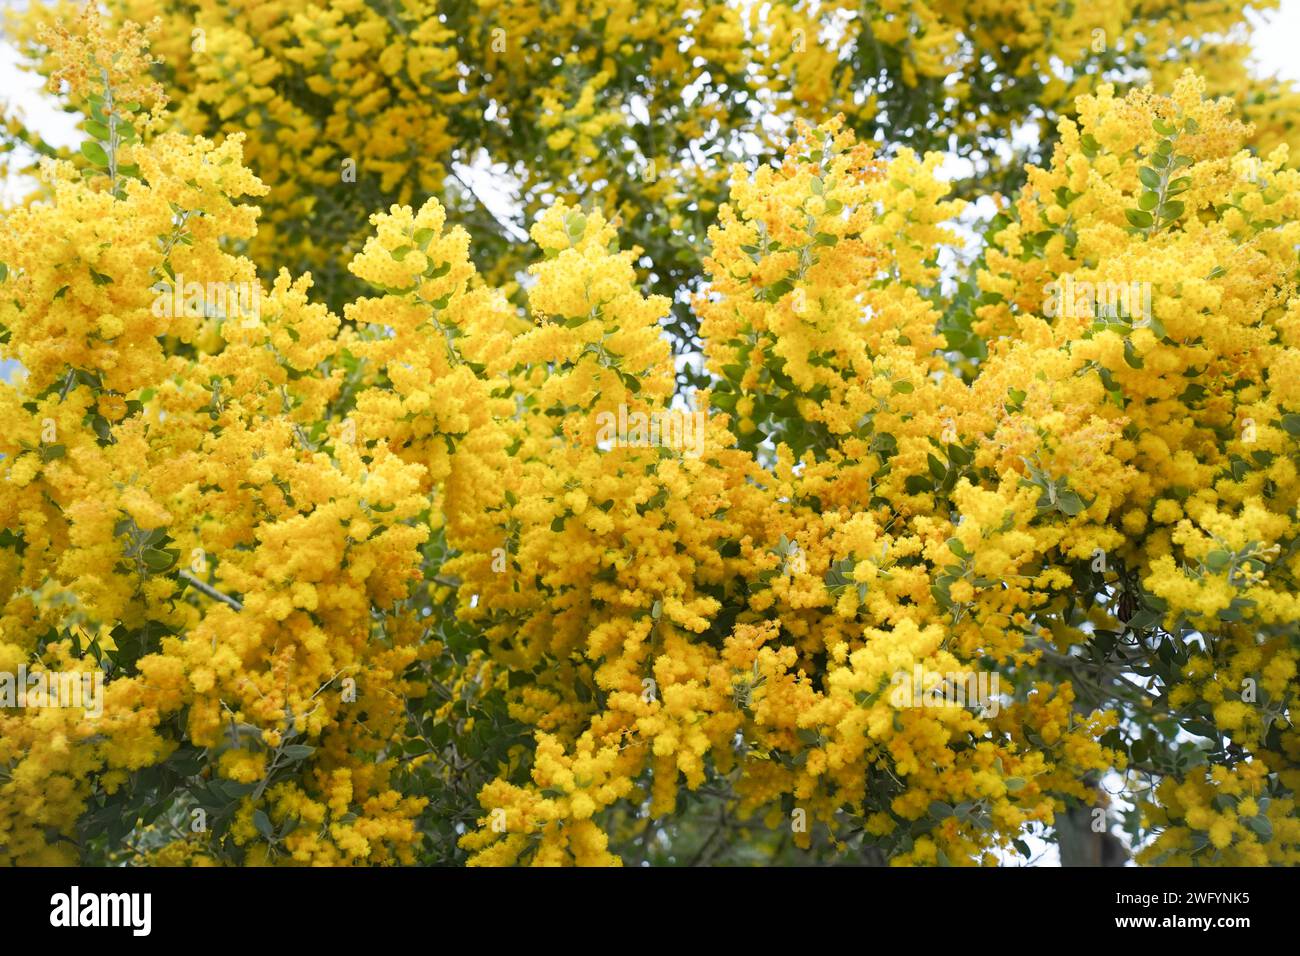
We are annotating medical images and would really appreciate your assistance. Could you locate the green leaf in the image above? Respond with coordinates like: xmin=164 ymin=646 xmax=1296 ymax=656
xmin=80 ymin=140 xmax=110 ymax=168
xmin=1123 ymin=338 xmax=1144 ymax=369
xmin=1205 ymin=550 xmax=1232 ymax=572
xmin=141 ymin=548 xmax=178 ymax=573
xmin=1125 ymin=209 xmax=1153 ymax=228
xmin=1138 ymin=167 xmax=1161 ymax=190
xmin=1138 ymin=190 xmax=1159 ymax=211
xmin=253 ymin=810 xmax=274 ymax=838
xmin=904 ymin=475 xmax=933 ymax=494
xmin=892 ymin=380 xmax=914 ymax=394
xmin=823 ymin=557 xmax=857 ymax=596
xmin=1245 ymin=815 xmax=1272 ymax=841
xmin=281 ymin=745 xmax=315 ymax=761
xmin=1127 ymin=608 xmax=1161 ymax=631
xmin=565 ymin=212 xmax=587 ymax=245
xmin=573 ymin=677 xmax=592 ymax=703
xmin=1005 ymin=777 xmax=1027 ymax=792
xmin=1055 ymin=490 xmax=1085 ymax=516
xmin=1159 ymin=199 xmax=1184 ymax=222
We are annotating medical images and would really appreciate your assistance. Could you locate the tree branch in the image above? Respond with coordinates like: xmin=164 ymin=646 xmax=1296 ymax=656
xmin=179 ymin=570 xmax=243 ymax=611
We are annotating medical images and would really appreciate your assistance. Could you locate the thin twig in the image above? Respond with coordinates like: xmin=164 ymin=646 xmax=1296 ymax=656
xmin=179 ymin=570 xmax=243 ymax=611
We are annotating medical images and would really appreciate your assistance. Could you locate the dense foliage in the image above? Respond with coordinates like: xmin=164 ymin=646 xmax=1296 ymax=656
xmin=0 ymin=3 xmax=1298 ymax=866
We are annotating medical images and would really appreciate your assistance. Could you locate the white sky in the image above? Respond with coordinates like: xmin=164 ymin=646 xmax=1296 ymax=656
xmin=1247 ymin=1 xmax=1300 ymax=81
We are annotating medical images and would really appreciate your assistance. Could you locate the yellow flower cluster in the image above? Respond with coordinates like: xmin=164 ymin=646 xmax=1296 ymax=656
xmin=10 ymin=0 xmax=1294 ymax=331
